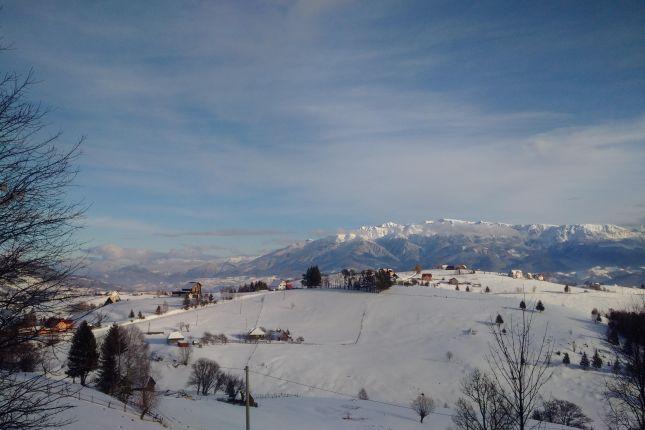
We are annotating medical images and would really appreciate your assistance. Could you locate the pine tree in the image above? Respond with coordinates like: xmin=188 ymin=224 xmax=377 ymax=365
xmin=580 ymin=352 xmax=590 ymax=369
xmin=612 ymin=357 xmax=621 ymax=374
xmin=67 ymin=321 xmax=98 ymax=385
xmin=155 ymin=305 xmax=162 ymax=315
xmin=596 ymin=313 xmax=602 ymax=323
xmin=495 ymin=314 xmax=504 ymax=326
xmin=564 ymin=284 xmax=570 ymax=293
xmin=128 ymin=309 xmax=135 ymax=319
xmin=535 ymin=300 xmax=545 ymax=312
xmin=302 ymin=266 xmax=322 ymax=287
xmin=485 ymin=286 xmax=490 ymax=293
xmin=97 ymin=324 xmax=126 ymax=394
xmin=562 ymin=352 xmax=570 ymax=365
xmin=519 ymin=300 xmax=526 ymax=310
xmin=138 ymin=310 xmax=144 ymax=319
xmin=465 ymin=286 xmax=470 ymax=292
xmin=592 ymin=350 xmax=602 ymax=369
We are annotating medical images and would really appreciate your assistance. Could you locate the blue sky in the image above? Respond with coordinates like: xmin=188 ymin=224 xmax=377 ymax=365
xmin=1 ymin=0 xmax=644 ymax=259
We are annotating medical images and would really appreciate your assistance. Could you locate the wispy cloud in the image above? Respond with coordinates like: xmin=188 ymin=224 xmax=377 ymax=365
xmin=1 ymin=0 xmax=643 ymax=254
xmin=158 ymin=229 xmax=293 ymax=238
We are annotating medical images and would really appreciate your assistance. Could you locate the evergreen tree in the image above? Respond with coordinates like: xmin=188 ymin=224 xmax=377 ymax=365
xmin=596 ymin=313 xmax=602 ymax=323
xmin=564 ymin=284 xmax=570 ymax=293
xmin=535 ymin=300 xmax=545 ymax=312
xmin=67 ymin=321 xmax=99 ymax=385
xmin=612 ymin=357 xmax=621 ymax=374
xmin=155 ymin=305 xmax=162 ymax=315
xmin=495 ymin=314 xmax=504 ymax=326
xmin=592 ymin=350 xmax=603 ymax=369
xmin=465 ymin=286 xmax=470 ymax=292
xmin=302 ymin=266 xmax=322 ymax=288
xmin=128 ymin=309 xmax=135 ymax=319
xmin=519 ymin=300 xmax=526 ymax=310
xmin=562 ymin=352 xmax=570 ymax=365
xmin=97 ymin=324 xmax=127 ymax=394
xmin=580 ymin=352 xmax=590 ymax=369
xmin=485 ymin=286 xmax=490 ymax=293
xmin=138 ymin=310 xmax=144 ymax=319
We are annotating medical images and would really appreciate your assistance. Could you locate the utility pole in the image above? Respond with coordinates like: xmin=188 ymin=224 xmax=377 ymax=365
xmin=245 ymin=365 xmax=250 ymax=430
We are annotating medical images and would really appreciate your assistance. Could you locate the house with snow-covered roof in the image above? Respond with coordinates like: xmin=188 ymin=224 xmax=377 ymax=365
xmin=167 ymin=331 xmax=185 ymax=345
xmin=247 ymin=327 xmax=267 ymax=341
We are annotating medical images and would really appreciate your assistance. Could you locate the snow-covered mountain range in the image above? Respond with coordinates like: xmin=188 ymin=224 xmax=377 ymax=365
xmin=83 ymin=219 xmax=645 ymax=289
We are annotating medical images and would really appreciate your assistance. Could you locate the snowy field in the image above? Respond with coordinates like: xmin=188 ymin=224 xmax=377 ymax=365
xmin=52 ymin=271 xmax=643 ymax=429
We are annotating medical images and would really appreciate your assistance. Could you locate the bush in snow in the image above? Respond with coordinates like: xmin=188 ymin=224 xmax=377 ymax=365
xmin=446 ymin=351 xmax=453 ymax=361
xmin=519 ymin=300 xmax=526 ymax=310
xmin=535 ymin=301 xmax=545 ymax=312
xmin=358 ymin=388 xmax=369 ymax=400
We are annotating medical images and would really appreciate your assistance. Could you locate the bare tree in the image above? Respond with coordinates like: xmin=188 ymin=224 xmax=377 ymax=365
xmin=188 ymin=358 xmax=221 ymax=395
xmin=411 ymin=393 xmax=435 ymax=423
xmin=177 ymin=346 xmax=192 ymax=366
xmin=487 ymin=311 xmax=553 ymax=430
xmin=453 ymin=368 xmax=512 ymax=430
xmin=92 ymin=310 xmax=107 ymax=328
xmin=133 ymin=385 xmax=158 ymax=420
xmin=0 ymin=45 xmax=85 ymax=429
xmin=117 ymin=326 xmax=150 ymax=408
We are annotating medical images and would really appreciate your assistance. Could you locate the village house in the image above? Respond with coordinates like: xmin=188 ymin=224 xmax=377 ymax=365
xmin=38 ymin=318 xmax=74 ymax=335
xmin=269 ymin=279 xmax=288 ymax=291
xmin=247 ymin=327 xmax=267 ymax=341
xmin=171 ymin=281 xmax=203 ymax=299
xmin=133 ymin=376 xmax=156 ymax=392
xmin=167 ymin=331 xmax=185 ymax=345
xmin=509 ymin=269 xmax=523 ymax=279
xmin=448 ymin=277 xmax=459 ymax=285
xmin=104 ymin=290 xmax=121 ymax=305
xmin=421 ymin=272 xmax=433 ymax=282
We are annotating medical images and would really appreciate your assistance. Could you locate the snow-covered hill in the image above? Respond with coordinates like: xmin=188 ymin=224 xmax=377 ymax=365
xmin=57 ymin=272 xmax=644 ymax=429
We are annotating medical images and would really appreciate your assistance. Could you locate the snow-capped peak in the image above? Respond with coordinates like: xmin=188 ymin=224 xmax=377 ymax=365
xmin=337 ymin=219 xmax=641 ymax=243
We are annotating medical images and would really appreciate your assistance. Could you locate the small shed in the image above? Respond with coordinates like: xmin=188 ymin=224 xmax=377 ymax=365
xmin=167 ymin=331 xmax=185 ymax=345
